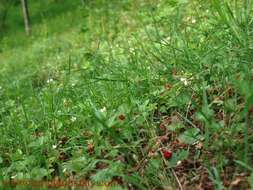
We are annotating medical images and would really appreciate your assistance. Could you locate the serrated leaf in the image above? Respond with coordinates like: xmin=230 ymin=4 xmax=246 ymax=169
xmin=178 ymin=128 xmax=202 ymax=144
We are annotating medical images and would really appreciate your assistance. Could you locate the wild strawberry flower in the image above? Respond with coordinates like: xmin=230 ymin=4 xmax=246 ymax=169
xmin=180 ymin=77 xmax=189 ymax=86
xmin=191 ymin=18 xmax=196 ymax=24
xmin=129 ymin=48 xmax=135 ymax=53
xmin=70 ymin=116 xmax=77 ymax=122
xmin=100 ymin=107 xmax=106 ymax=113
xmin=185 ymin=16 xmax=197 ymax=24
xmin=177 ymin=160 xmax=182 ymax=166
xmin=47 ymin=78 xmax=54 ymax=84
xmin=11 ymin=175 xmax=17 ymax=179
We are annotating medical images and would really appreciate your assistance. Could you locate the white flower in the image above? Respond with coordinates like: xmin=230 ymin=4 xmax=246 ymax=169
xmin=11 ymin=174 xmax=17 ymax=179
xmin=47 ymin=78 xmax=54 ymax=84
xmin=176 ymin=160 xmax=182 ymax=166
xmin=100 ymin=107 xmax=106 ymax=113
xmin=52 ymin=145 xmax=57 ymax=149
xmin=129 ymin=48 xmax=135 ymax=53
xmin=191 ymin=19 xmax=196 ymax=24
xmin=180 ymin=77 xmax=189 ymax=86
xmin=70 ymin=116 xmax=77 ymax=122
xmin=63 ymin=168 xmax=67 ymax=173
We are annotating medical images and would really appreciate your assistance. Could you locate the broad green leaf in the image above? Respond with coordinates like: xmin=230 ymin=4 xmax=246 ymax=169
xmin=178 ymin=128 xmax=202 ymax=144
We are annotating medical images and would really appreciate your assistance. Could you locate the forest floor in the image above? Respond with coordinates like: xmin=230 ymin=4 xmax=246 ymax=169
xmin=0 ymin=0 xmax=253 ymax=189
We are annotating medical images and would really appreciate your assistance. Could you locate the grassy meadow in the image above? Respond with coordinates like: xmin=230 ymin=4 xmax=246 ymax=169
xmin=0 ymin=0 xmax=253 ymax=189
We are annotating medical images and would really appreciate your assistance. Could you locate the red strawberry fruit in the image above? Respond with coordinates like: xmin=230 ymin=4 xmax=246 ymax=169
xmin=162 ymin=150 xmax=173 ymax=159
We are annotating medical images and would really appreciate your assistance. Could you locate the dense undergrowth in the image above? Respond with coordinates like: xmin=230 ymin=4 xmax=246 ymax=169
xmin=0 ymin=0 xmax=253 ymax=189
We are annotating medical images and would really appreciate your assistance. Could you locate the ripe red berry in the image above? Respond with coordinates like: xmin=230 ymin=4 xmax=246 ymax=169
xmin=162 ymin=150 xmax=173 ymax=159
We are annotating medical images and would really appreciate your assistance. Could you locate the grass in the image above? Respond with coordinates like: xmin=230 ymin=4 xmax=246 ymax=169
xmin=0 ymin=0 xmax=253 ymax=189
